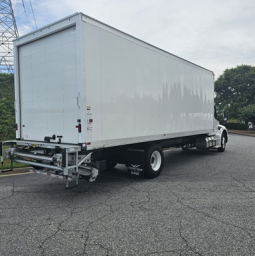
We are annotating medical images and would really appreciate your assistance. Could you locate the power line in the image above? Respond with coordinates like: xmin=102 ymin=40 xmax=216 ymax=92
xmin=29 ymin=0 xmax=37 ymax=29
xmin=21 ymin=0 xmax=32 ymax=30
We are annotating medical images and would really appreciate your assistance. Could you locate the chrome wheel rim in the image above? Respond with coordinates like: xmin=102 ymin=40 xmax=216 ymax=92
xmin=222 ymin=137 xmax=226 ymax=148
xmin=150 ymin=151 xmax=162 ymax=171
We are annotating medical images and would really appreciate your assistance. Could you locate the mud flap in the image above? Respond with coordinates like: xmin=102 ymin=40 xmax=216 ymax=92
xmin=127 ymin=149 xmax=145 ymax=178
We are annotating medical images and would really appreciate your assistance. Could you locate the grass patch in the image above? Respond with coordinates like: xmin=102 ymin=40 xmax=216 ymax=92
xmin=0 ymin=167 xmax=31 ymax=176
xmin=1 ymin=145 xmax=29 ymax=170
xmin=2 ymin=161 xmax=29 ymax=169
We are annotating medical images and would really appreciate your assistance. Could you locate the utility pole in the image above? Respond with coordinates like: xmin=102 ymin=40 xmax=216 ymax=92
xmin=0 ymin=0 xmax=19 ymax=73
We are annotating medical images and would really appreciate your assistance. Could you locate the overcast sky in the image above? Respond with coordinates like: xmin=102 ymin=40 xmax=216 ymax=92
xmin=12 ymin=0 xmax=255 ymax=79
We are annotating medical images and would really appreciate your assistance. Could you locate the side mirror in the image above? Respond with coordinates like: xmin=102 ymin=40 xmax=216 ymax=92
xmin=223 ymin=111 xmax=229 ymax=121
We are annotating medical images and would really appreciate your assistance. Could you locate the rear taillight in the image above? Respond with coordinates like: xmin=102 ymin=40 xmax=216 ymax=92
xmin=76 ymin=123 xmax=81 ymax=133
xmin=15 ymin=123 xmax=18 ymax=130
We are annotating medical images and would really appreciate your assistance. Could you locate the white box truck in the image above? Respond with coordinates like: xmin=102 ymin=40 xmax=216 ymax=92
xmin=1 ymin=13 xmax=228 ymax=188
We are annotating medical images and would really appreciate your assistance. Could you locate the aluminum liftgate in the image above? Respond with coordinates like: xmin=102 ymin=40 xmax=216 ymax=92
xmin=1 ymin=140 xmax=99 ymax=189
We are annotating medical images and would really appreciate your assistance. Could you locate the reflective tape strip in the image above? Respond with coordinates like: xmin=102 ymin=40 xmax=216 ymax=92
xmin=30 ymin=169 xmax=72 ymax=181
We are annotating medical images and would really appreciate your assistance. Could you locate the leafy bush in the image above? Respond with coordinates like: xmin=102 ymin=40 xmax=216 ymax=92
xmin=225 ymin=123 xmax=248 ymax=130
xmin=0 ymin=73 xmax=15 ymax=141
xmin=228 ymin=118 xmax=242 ymax=123
xmin=239 ymin=104 xmax=255 ymax=125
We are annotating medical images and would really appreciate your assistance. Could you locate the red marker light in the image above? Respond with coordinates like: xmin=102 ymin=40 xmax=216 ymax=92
xmin=76 ymin=123 xmax=81 ymax=133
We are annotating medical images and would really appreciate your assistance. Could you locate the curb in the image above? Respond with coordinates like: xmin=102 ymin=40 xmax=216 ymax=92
xmin=228 ymin=130 xmax=255 ymax=137
xmin=0 ymin=167 xmax=31 ymax=176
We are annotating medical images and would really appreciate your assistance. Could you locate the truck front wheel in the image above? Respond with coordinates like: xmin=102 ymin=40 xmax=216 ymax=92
xmin=218 ymin=134 xmax=226 ymax=152
xmin=145 ymin=144 xmax=164 ymax=178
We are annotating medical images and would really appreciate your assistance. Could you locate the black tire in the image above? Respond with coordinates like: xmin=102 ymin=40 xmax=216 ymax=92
xmin=79 ymin=175 xmax=90 ymax=182
xmin=145 ymin=144 xmax=164 ymax=178
xmin=30 ymin=165 xmax=44 ymax=170
xmin=218 ymin=134 xmax=226 ymax=152
xmin=106 ymin=161 xmax=117 ymax=170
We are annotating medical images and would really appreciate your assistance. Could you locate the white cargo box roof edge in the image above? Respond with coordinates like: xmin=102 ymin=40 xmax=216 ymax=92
xmin=13 ymin=13 xmax=79 ymax=47
xmin=14 ymin=12 xmax=214 ymax=75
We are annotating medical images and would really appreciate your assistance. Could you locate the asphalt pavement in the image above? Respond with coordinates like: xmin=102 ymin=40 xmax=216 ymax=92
xmin=0 ymin=133 xmax=255 ymax=256
xmin=228 ymin=129 xmax=255 ymax=137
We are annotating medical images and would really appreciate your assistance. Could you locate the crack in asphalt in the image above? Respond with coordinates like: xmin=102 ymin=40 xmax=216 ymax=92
xmin=129 ymin=190 xmax=151 ymax=211
xmin=82 ymin=204 xmax=113 ymax=256
xmin=78 ymin=182 xmax=153 ymax=255
xmin=83 ymin=243 xmax=109 ymax=256
xmin=0 ymin=182 xmax=15 ymax=201
xmin=232 ymin=176 xmax=255 ymax=192
xmin=231 ymin=176 xmax=255 ymax=200
xmin=32 ymin=189 xmax=115 ymax=256
xmin=173 ymin=192 xmax=255 ymax=239
xmin=81 ymin=183 xmax=182 ymax=256
xmin=39 ymin=207 xmax=79 ymax=256
xmin=178 ymin=219 xmax=203 ymax=256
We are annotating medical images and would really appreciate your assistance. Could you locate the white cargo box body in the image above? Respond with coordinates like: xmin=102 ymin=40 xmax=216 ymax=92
xmin=14 ymin=13 xmax=214 ymax=149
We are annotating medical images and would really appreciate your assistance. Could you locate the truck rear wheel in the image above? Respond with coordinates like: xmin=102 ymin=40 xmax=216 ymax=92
xmin=145 ymin=144 xmax=164 ymax=178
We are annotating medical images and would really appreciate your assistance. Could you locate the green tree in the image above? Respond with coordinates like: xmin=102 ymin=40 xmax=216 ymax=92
xmin=215 ymin=65 xmax=255 ymax=119
xmin=239 ymin=104 xmax=255 ymax=126
xmin=0 ymin=73 xmax=15 ymax=140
